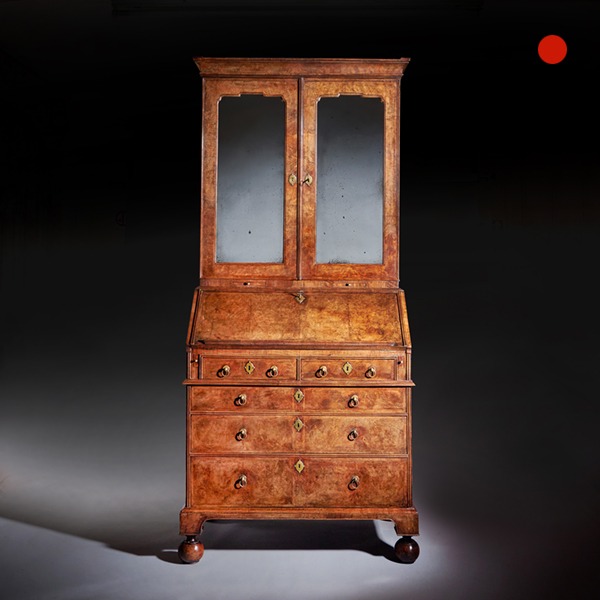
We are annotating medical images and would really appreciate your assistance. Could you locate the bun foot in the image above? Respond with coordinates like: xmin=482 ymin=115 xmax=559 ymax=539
xmin=178 ymin=535 xmax=204 ymax=564
xmin=394 ymin=536 xmax=420 ymax=563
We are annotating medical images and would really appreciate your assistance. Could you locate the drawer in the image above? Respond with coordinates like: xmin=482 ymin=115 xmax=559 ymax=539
xmin=301 ymin=358 xmax=396 ymax=381
xmin=201 ymin=357 xmax=297 ymax=381
xmin=294 ymin=457 xmax=409 ymax=508
xmin=190 ymin=415 xmax=295 ymax=453
xmin=189 ymin=456 xmax=293 ymax=507
xmin=189 ymin=387 xmax=296 ymax=412
xmin=189 ymin=456 xmax=409 ymax=508
xmin=301 ymin=387 xmax=407 ymax=413
xmin=190 ymin=414 xmax=406 ymax=454
xmin=300 ymin=416 xmax=407 ymax=454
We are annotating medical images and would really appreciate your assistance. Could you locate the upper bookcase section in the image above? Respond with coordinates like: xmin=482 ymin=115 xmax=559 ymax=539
xmin=194 ymin=58 xmax=409 ymax=286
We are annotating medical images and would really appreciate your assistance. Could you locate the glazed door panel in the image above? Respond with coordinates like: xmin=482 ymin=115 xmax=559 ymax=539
xmin=200 ymin=79 xmax=298 ymax=279
xmin=300 ymin=80 xmax=400 ymax=282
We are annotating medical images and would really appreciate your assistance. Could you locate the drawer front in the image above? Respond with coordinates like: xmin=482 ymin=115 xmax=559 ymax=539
xmin=301 ymin=387 xmax=407 ymax=413
xmin=189 ymin=386 xmax=296 ymax=412
xmin=202 ymin=357 xmax=297 ymax=381
xmin=301 ymin=416 xmax=407 ymax=454
xmin=300 ymin=359 xmax=396 ymax=382
xmin=189 ymin=456 xmax=293 ymax=507
xmin=190 ymin=415 xmax=295 ymax=453
xmin=295 ymin=457 xmax=409 ymax=508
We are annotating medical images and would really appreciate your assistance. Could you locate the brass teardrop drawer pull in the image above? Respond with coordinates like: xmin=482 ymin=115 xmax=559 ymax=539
xmin=235 ymin=428 xmax=247 ymax=441
xmin=315 ymin=365 xmax=328 ymax=378
xmin=365 ymin=366 xmax=376 ymax=378
xmin=217 ymin=365 xmax=231 ymax=378
xmin=348 ymin=394 xmax=359 ymax=408
xmin=348 ymin=429 xmax=359 ymax=441
xmin=234 ymin=394 xmax=247 ymax=407
xmin=266 ymin=365 xmax=279 ymax=378
xmin=348 ymin=475 xmax=360 ymax=491
xmin=234 ymin=474 xmax=248 ymax=489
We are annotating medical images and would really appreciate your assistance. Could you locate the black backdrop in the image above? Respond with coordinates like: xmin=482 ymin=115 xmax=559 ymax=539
xmin=1 ymin=2 xmax=599 ymax=598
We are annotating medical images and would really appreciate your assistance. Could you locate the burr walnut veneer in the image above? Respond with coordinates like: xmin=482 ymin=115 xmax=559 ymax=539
xmin=178 ymin=58 xmax=419 ymax=564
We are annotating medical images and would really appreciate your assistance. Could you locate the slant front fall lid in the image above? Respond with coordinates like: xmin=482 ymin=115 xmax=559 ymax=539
xmin=190 ymin=290 xmax=410 ymax=347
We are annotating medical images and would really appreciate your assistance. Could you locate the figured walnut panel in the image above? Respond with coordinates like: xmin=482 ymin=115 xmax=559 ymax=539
xmin=301 ymin=416 xmax=407 ymax=454
xmin=189 ymin=386 xmax=297 ymax=412
xmin=193 ymin=291 xmax=403 ymax=345
xmin=190 ymin=415 xmax=295 ymax=453
xmin=201 ymin=357 xmax=297 ymax=381
xmin=293 ymin=458 xmax=409 ymax=508
xmin=189 ymin=457 xmax=293 ymax=507
xmin=302 ymin=387 xmax=407 ymax=413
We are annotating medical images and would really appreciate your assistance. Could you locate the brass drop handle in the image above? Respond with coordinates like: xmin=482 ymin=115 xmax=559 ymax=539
xmin=234 ymin=474 xmax=248 ymax=489
xmin=234 ymin=394 xmax=247 ymax=406
xmin=266 ymin=365 xmax=279 ymax=378
xmin=348 ymin=395 xmax=359 ymax=408
xmin=315 ymin=365 xmax=328 ymax=378
xmin=348 ymin=429 xmax=359 ymax=441
xmin=301 ymin=174 xmax=313 ymax=186
xmin=348 ymin=475 xmax=360 ymax=491
xmin=235 ymin=428 xmax=247 ymax=441
xmin=217 ymin=365 xmax=231 ymax=378
xmin=365 ymin=366 xmax=376 ymax=379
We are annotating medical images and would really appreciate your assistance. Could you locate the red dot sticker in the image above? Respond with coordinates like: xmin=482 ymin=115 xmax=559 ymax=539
xmin=538 ymin=35 xmax=567 ymax=64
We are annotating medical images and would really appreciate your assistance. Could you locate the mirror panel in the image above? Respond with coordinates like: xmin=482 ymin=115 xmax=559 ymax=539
xmin=316 ymin=95 xmax=384 ymax=264
xmin=216 ymin=95 xmax=285 ymax=263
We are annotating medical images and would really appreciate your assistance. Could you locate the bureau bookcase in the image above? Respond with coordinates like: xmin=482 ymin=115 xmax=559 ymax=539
xmin=178 ymin=58 xmax=419 ymax=564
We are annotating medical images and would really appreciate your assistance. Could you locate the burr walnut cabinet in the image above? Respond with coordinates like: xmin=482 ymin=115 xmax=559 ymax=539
xmin=178 ymin=57 xmax=419 ymax=564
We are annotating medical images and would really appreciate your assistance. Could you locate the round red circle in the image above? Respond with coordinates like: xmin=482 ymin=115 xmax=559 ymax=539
xmin=538 ymin=35 xmax=567 ymax=64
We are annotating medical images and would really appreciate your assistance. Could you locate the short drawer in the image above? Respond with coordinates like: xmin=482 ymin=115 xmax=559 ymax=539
xmin=201 ymin=357 xmax=297 ymax=381
xmin=189 ymin=387 xmax=297 ymax=412
xmin=294 ymin=457 xmax=409 ymax=508
xmin=301 ymin=359 xmax=396 ymax=381
xmin=189 ymin=456 xmax=293 ymax=507
xmin=300 ymin=416 xmax=407 ymax=455
xmin=190 ymin=415 xmax=295 ymax=453
xmin=301 ymin=387 xmax=407 ymax=413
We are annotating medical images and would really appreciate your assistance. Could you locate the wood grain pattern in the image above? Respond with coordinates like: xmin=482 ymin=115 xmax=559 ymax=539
xmin=180 ymin=58 xmax=419 ymax=561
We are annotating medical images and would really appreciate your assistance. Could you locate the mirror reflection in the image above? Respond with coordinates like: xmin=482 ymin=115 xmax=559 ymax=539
xmin=216 ymin=95 xmax=285 ymax=263
xmin=316 ymin=95 xmax=384 ymax=264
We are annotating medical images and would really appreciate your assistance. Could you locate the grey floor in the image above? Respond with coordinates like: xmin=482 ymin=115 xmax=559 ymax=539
xmin=1 ymin=212 xmax=598 ymax=599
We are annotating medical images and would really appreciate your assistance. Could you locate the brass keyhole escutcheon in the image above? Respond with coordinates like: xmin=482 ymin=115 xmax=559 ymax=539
xmin=244 ymin=361 xmax=255 ymax=375
xmin=294 ymin=291 xmax=306 ymax=304
xmin=348 ymin=429 xmax=359 ymax=441
xmin=365 ymin=366 xmax=376 ymax=379
xmin=294 ymin=459 xmax=305 ymax=474
xmin=315 ymin=365 xmax=328 ymax=378
xmin=234 ymin=394 xmax=247 ymax=407
xmin=342 ymin=362 xmax=353 ymax=375
xmin=266 ymin=365 xmax=279 ymax=378
xmin=235 ymin=428 xmax=247 ymax=441
xmin=294 ymin=389 xmax=304 ymax=403
xmin=348 ymin=475 xmax=360 ymax=491
xmin=288 ymin=173 xmax=297 ymax=186
xmin=348 ymin=394 xmax=359 ymax=408
xmin=293 ymin=418 xmax=304 ymax=432
xmin=217 ymin=365 xmax=231 ymax=378
xmin=235 ymin=474 xmax=248 ymax=489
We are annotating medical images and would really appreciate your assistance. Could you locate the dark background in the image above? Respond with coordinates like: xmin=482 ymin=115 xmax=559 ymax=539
xmin=1 ymin=1 xmax=599 ymax=598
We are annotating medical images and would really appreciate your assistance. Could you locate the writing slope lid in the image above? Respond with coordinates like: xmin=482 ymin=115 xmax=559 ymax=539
xmin=190 ymin=290 xmax=410 ymax=347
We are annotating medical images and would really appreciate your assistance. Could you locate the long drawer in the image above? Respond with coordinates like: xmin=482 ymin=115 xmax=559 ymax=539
xmin=189 ymin=386 xmax=408 ymax=413
xmin=189 ymin=456 xmax=409 ymax=508
xmin=189 ymin=415 xmax=407 ymax=454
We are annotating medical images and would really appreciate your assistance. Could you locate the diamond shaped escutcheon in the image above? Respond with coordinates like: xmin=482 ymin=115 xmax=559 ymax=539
xmin=294 ymin=459 xmax=305 ymax=474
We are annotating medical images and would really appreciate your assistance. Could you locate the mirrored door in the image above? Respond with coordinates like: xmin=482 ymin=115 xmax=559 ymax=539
xmin=301 ymin=80 xmax=400 ymax=281
xmin=200 ymin=79 xmax=298 ymax=279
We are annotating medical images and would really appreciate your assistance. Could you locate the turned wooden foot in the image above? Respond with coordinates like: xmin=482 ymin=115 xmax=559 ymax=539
xmin=178 ymin=535 xmax=204 ymax=564
xmin=394 ymin=536 xmax=420 ymax=563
